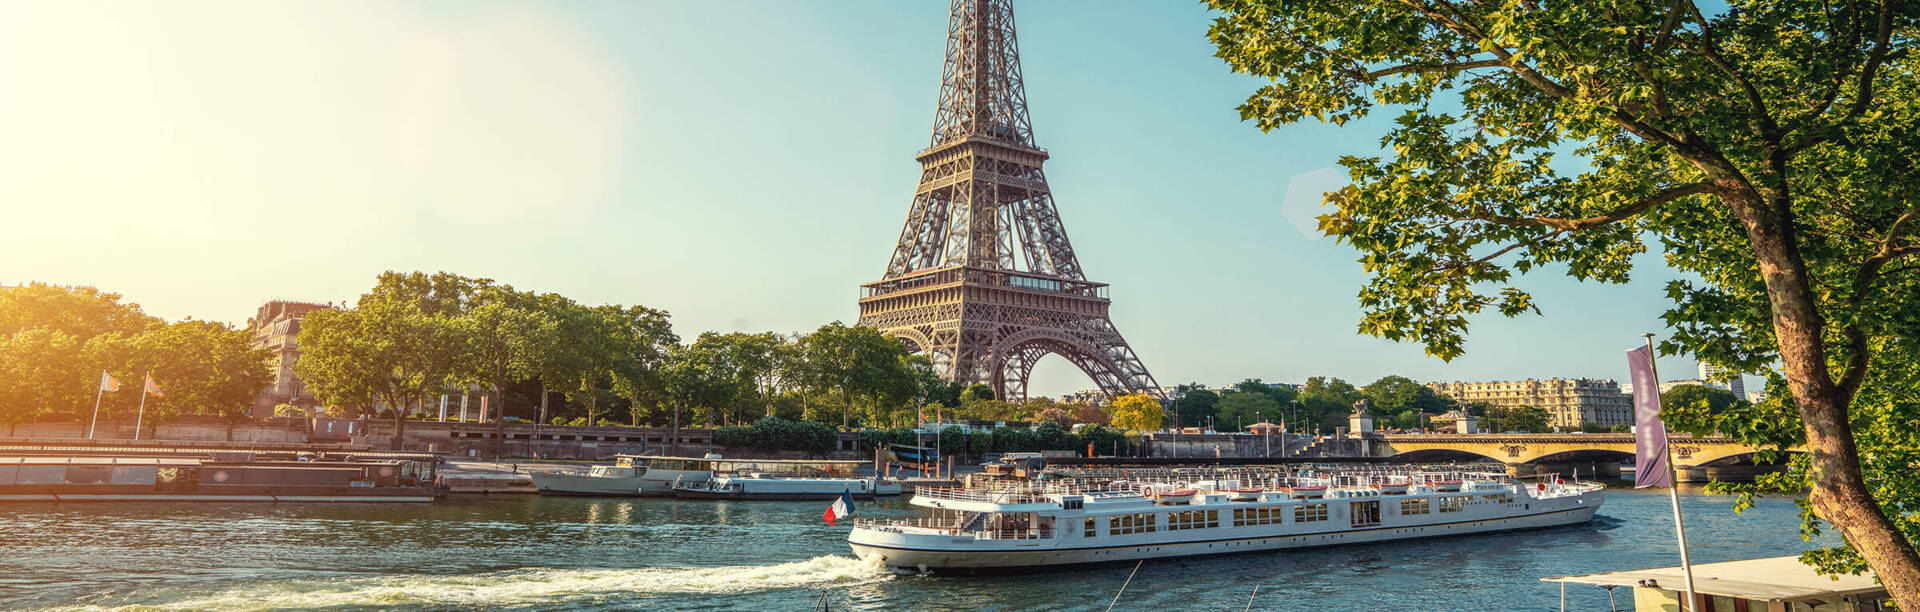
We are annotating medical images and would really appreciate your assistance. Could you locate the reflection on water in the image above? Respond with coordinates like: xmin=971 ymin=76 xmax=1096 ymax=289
xmin=0 ymin=482 xmax=1831 ymax=611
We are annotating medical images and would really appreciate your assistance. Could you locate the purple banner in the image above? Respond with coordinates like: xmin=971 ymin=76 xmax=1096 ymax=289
xmin=1628 ymin=345 xmax=1671 ymax=488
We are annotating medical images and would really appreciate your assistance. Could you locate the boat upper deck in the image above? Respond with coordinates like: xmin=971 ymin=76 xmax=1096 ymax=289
xmin=901 ymin=465 xmax=1594 ymax=513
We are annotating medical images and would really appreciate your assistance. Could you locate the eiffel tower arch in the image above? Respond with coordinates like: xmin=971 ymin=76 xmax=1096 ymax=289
xmin=856 ymin=0 xmax=1161 ymax=403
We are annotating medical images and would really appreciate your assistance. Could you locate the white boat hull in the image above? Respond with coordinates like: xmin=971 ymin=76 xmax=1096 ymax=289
xmin=851 ymin=487 xmax=1603 ymax=573
xmin=530 ymin=472 xmax=648 ymax=497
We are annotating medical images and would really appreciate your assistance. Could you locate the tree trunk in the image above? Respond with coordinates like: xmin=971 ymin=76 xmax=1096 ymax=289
xmin=588 ymin=389 xmax=598 ymax=428
xmin=670 ymin=406 xmax=681 ymax=455
xmin=388 ymin=393 xmax=407 ymax=450
xmin=538 ymin=382 xmax=550 ymax=429
xmin=1736 ymin=191 xmax=1920 ymax=608
xmin=841 ymin=386 xmax=853 ymax=428
xmin=492 ymin=387 xmax=506 ymax=460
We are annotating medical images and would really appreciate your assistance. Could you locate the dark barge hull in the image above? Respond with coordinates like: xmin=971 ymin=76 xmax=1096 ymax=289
xmin=0 ymin=484 xmax=440 ymax=502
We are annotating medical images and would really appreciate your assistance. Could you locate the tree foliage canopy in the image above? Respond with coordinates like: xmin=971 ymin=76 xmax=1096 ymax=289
xmin=0 ymin=284 xmax=267 ymax=426
xmin=1209 ymin=0 xmax=1920 ymax=593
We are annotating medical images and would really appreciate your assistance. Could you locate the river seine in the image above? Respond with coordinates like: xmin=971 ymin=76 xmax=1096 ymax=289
xmin=2 ymin=484 xmax=1829 ymax=611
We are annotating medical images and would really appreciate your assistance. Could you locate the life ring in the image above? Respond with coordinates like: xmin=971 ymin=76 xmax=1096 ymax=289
xmin=1537 ymin=483 xmax=1546 ymax=491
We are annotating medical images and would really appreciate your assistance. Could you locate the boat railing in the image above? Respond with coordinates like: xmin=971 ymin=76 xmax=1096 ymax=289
xmin=852 ymin=518 xmax=1054 ymax=540
xmin=915 ymin=486 xmax=1053 ymax=504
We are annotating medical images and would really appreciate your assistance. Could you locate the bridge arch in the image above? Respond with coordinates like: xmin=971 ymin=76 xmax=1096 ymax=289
xmin=1388 ymin=448 xmax=1505 ymax=464
xmin=1526 ymin=449 xmax=1636 ymax=465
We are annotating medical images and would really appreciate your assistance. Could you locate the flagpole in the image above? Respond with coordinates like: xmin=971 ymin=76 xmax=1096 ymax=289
xmin=134 ymin=371 xmax=151 ymax=442
xmin=1645 ymin=333 xmax=1698 ymax=609
xmin=87 ymin=375 xmax=105 ymax=440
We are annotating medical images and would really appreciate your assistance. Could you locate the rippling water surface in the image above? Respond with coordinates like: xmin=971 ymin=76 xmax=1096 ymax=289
xmin=0 ymin=483 xmax=1829 ymax=611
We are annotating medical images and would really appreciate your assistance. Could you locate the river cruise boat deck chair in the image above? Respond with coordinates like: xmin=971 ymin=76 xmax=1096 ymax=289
xmin=1542 ymin=555 xmax=1891 ymax=612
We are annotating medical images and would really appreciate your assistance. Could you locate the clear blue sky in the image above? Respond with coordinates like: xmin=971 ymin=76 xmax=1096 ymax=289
xmin=0 ymin=0 xmax=1720 ymax=396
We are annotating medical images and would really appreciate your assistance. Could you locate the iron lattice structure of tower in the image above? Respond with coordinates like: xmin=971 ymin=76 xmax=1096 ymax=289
xmin=857 ymin=0 xmax=1161 ymax=402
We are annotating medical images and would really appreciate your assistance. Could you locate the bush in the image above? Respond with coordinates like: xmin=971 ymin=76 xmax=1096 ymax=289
xmin=887 ymin=427 xmax=919 ymax=446
xmin=795 ymin=421 xmax=837 ymax=457
xmin=858 ymin=429 xmax=888 ymax=454
xmin=994 ymin=427 xmax=1037 ymax=453
xmin=1033 ymin=421 xmax=1068 ymax=449
xmin=1611 ymin=423 xmax=1633 ymax=433
xmin=969 ymin=432 xmax=992 ymax=455
xmin=714 ymin=426 xmax=753 ymax=448
xmin=749 ymin=416 xmax=799 ymax=453
xmin=938 ymin=426 xmax=968 ymax=457
xmin=549 ymin=416 xmax=568 ymax=426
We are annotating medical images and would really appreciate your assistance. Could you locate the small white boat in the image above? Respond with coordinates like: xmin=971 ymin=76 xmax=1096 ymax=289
xmin=1146 ymin=486 xmax=1197 ymax=504
xmin=533 ymin=454 xmax=719 ymax=497
xmin=531 ymin=463 xmax=646 ymax=497
xmin=1284 ymin=485 xmax=1327 ymax=498
xmin=1227 ymin=488 xmax=1263 ymax=501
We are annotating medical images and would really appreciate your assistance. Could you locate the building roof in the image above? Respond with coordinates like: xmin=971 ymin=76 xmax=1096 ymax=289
xmin=1542 ymin=556 xmax=1881 ymax=602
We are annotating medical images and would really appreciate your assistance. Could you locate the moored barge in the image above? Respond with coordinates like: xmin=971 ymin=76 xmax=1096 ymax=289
xmin=0 ymin=454 xmax=444 ymax=503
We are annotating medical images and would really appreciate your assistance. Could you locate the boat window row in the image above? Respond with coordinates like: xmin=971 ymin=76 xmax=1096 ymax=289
xmin=1400 ymin=498 xmax=1431 ymax=515
xmin=1438 ymin=497 xmax=1468 ymax=512
xmin=0 ymin=464 xmax=190 ymax=486
xmin=1481 ymin=493 xmax=1515 ymax=504
xmin=1294 ymin=503 xmax=1329 ymax=523
xmin=1167 ymin=510 xmax=1219 ymax=531
xmin=1109 ymin=513 xmax=1158 ymax=535
xmin=1233 ymin=506 xmax=1281 ymax=526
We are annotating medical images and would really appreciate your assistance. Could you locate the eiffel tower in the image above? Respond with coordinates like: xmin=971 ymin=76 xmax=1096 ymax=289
xmin=857 ymin=0 xmax=1160 ymax=402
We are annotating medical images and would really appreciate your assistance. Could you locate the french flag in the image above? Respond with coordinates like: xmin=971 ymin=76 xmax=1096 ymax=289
xmin=823 ymin=490 xmax=855 ymax=526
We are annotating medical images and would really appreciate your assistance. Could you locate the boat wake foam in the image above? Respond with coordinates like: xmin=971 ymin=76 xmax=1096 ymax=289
xmin=70 ymin=555 xmax=889 ymax=610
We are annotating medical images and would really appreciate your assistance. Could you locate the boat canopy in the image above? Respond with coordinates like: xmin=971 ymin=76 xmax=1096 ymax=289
xmin=619 ymin=455 xmax=862 ymax=477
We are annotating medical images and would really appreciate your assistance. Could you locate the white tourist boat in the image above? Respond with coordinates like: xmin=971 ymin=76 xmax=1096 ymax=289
xmin=847 ymin=467 xmax=1605 ymax=574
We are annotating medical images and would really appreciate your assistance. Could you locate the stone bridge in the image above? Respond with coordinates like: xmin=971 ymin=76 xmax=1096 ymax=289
xmin=1376 ymin=433 xmax=1797 ymax=482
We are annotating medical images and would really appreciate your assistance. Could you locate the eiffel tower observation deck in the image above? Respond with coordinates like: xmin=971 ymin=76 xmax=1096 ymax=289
xmin=857 ymin=0 xmax=1160 ymax=402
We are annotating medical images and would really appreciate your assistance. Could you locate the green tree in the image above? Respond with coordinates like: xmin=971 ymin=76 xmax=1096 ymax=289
xmin=524 ymin=294 xmax=589 ymax=429
xmin=294 ymin=307 xmax=388 ymax=422
xmin=1033 ymin=421 xmax=1069 ymax=449
xmin=1361 ymin=376 xmax=1446 ymax=418
xmin=1209 ymin=0 xmax=1920 ymax=593
xmin=1110 ymin=393 xmax=1164 ymax=431
xmin=1170 ymin=383 xmax=1219 ymax=429
xmin=796 ymin=322 xmax=914 ymax=428
xmin=460 ymin=285 xmax=551 ymax=431
xmin=123 ymin=320 xmax=272 ymax=426
xmin=1216 ymin=391 xmax=1281 ymax=431
xmin=959 ymin=384 xmax=994 ymax=404
xmin=1661 ymin=383 xmax=1746 ymax=426
xmin=604 ymin=304 xmax=678 ymax=426
xmin=0 ymin=283 xmax=151 ymax=339
xmin=0 ymin=329 xmax=89 ymax=423
xmin=1297 ymin=377 xmax=1362 ymax=432
xmin=1479 ymin=404 xmax=1552 ymax=434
